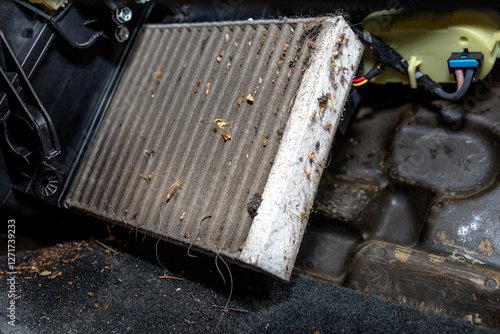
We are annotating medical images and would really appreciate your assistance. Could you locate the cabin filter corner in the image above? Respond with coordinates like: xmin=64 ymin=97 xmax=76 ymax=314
xmin=65 ymin=16 xmax=363 ymax=280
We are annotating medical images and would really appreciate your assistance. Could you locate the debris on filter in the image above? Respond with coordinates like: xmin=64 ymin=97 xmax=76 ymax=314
xmin=247 ymin=94 xmax=254 ymax=104
xmin=206 ymin=83 xmax=211 ymax=95
xmin=247 ymin=192 xmax=262 ymax=218
xmin=308 ymin=152 xmax=315 ymax=161
xmin=326 ymin=124 xmax=332 ymax=131
xmin=317 ymin=92 xmax=331 ymax=113
xmin=263 ymin=137 xmax=268 ymax=147
xmin=238 ymin=88 xmax=247 ymax=106
xmin=151 ymin=89 xmax=155 ymax=98
xmin=220 ymin=120 xmax=234 ymax=142
xmin=301 ymin=211 xmax=306 ymax=221
xmin=239 ymin=241 xmax=246 ymax=251
xmin=337 ymin=33 xmax=345 ymax=47
xmin=144 ymin=149 xmax=155 ymax=158
xmin=217 ymin=50 xmax=225 ymax=62
xmin=184 ymin=232 xmax=189 ymax=238
xmin=213 ymin=119 xmax=228 ymax=129
xmin=197 ymin=80 xmax=202 ymax=86
xmin=166 ymin=181 xmax=182 ymax=202
xmin=179 ymin=211 xmax=186 ymax=221
xmin=260 ymin=30 xmax=267 ymax=45
xmin=154 ymin=71 xmax=163 ymax=83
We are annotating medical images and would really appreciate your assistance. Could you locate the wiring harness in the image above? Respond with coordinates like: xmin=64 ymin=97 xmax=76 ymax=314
xmin=351 ymin=26 xmax=482 ymax=100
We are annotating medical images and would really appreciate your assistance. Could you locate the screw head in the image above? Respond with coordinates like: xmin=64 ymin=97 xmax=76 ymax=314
xmin=375 ymin=248 xmax=387 ymax=258
xmin=115 ymin=26 xmax=130 ymax=42
xmin=485 ymin=278 xmax=497 ymax=290
xmin=115 ymin=6 xmax=132 ymax=23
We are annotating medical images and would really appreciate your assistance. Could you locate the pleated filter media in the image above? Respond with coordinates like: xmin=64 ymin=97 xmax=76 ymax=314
xmin=65 ymin=16 xmax=363 ymax=279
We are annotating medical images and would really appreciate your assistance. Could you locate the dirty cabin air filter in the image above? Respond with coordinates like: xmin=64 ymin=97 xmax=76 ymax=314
xmin=65 ymin=16 xmax=363 ymax=280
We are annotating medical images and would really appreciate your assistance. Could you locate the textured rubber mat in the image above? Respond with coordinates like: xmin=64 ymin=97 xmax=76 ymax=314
xmin=65 ymin=16 xmax=362 ymax=279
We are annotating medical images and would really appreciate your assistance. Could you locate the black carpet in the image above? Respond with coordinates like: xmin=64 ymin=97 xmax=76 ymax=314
xmin=0 ymin=238 xmax=497 ymax=334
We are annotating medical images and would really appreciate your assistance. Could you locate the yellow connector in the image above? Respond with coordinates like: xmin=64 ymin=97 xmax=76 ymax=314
xmin=28 ymin=0 xmax=68 ymax=11
xmin=361 ymin=8 xmax=500 ymax=85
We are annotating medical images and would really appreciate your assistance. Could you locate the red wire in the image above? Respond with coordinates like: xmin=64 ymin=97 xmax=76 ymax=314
xmin=352 ymin=62 xmax=382 ymax=83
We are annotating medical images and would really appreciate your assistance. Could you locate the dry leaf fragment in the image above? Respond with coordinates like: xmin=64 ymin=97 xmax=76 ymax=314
xmin=166 ymin=181 xmax=182 ymax=201
xmin=184 ymin=232 xmax=189 ymax=238
xmin=206 ymin=83 xmax=211 ymax=95
xmin=237 ymin=97 xmax=243 ymax=106
xmin=228 ymin=161 xmax=232 ymax=167
xmin=239 ymin=241 xmax=246 ymax=251
xmin=306 ymin=172 xmax=311 ymax=180
xmin=197 ymin=80 xmax=202 ymax=86
xmin=179 ymin=211 xmax=186 ymax=221
xmin=263 ymin=137 xmax=268 ymax=147
xmin=301 ymin=211 xmax=306 ymax=221
xmin=326 ymin=124 xmax=332 ymax=131
xmin=308 ymin=152 xmax=315 ymax=160
xmin=246 ymin=94 xmax=254 ymax=104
